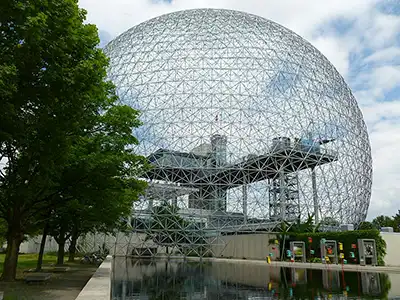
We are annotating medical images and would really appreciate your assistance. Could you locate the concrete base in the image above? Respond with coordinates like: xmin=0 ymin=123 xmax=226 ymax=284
xmin=50 ymin=267 xmax=70 ymax=273
xmin=75 ymin=255 xmax=112 ymax=300
xmin=24 ymin=273 xmax=52 ymax=283
xmin=187 ymin=257 xmax=400 ymax=273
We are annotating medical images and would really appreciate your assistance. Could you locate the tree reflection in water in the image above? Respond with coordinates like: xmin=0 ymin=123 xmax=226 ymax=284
xmin=111 ymin=258 xmax=392 ymax=299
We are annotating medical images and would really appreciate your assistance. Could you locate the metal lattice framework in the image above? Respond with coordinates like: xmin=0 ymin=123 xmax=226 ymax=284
xmin=103 ymin=9 xmax=372 ymax=257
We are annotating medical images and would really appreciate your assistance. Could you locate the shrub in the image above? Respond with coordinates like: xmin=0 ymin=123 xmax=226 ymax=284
xmin=286 ymin=230 xmax=386 ymax=265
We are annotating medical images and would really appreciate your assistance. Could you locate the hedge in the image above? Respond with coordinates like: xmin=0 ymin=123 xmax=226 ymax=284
xmin=281 ymin=230 xmax=386 ymax=265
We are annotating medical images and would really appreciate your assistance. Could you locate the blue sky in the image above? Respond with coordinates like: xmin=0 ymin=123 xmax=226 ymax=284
xmin=79 ymin=0 xmax=400 ymax=220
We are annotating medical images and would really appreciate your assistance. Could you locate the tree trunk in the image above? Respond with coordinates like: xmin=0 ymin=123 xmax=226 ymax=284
xmin=57 ymin=238 xmax=66 ymax=266
xmin=68 ymin=231 xmax=78 ymax=262
xmin=1 ymin=232 xmax=23 ymax=281
xmin=36 ymin=223 xmax=49 ymax=272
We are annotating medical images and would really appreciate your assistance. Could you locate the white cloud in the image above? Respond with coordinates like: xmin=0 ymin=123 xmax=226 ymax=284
xmin=362 ymin=101 xmax=400 ymax=124
xmin=364 ymin=47 xmax=400 ymax=63
xmin=78 ymin=0 xmax=400 ymax=220
xmin=355 ymin=66 xmax=400 ymax=101
xmin=79 ymin=0 xmax=377 ymax=39
xmin=362 ymin=13 xmax=400 ymax=49
xmin=371 ymin=66 xmax=400 ymax=91
xmin=312 ymin=37 xmax=351 ymax=77
xmin=368 ymin=120 xmax=400 ymax=217
xmin=78 ymin=0 xmax=376 ymax=78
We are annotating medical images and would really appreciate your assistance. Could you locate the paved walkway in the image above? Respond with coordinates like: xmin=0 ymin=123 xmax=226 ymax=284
xmin=0 ymin=264 xmax=97 ymax=300
xmin=188 ymin=257 xmax=400 ymax=273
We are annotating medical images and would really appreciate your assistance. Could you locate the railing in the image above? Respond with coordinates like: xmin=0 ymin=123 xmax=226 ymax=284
xmin=269 ymin=139 xmax=339 ymax=158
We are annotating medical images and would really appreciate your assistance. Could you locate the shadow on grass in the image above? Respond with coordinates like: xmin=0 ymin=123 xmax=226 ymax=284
xmin=0 ymin=254 xmax=98 ymax=300
xmin=0 ymin=254 xmax=60 ymax=275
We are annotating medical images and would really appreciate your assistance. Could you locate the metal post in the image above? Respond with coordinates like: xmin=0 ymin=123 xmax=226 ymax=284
xmin=122 ymin=280 xmax=127 ymax=300
xmin=280 ymin=171 xmax=286 ymax=221
xmin=242 ymin=184 xmax=248 ymax=224
xmin=268 ymin=179 xmax=272 ymax=220
xmin=311 ymin=167 xmax=319 ymax=224
xmin=148 ymin=198 xmax=154 ymax=211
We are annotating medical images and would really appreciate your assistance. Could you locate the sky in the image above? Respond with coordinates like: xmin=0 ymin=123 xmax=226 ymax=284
xmin=78 ymin=0 xmax=400 ymax=220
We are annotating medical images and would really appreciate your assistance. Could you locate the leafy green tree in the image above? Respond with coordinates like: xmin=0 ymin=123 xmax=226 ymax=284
xmin=271 ymin=214 xmax=320 ymax=260
xmin=140 ymin=262 xmax=187 ymax=300
xmin=358 ymin=221 xmax=374 ymax=230
xmin=289 ymin=214 xmax=321 ymax=233
xmin=42 ymin=100 xmax=147 ymax=266
xmin=393 ymin=210 xmax=400 ymax=232
xmin=0 ymin=220 xmax=8 ymax=249
xmin=372 ymin=215 xmax=394 ymax=230
xmin=320 ymin=216 xmax=340 ymax=227
xmin=146 ymin=203 xmax=190 ymax=255
xmin=0 ymin=0 xmax=145 ymax=280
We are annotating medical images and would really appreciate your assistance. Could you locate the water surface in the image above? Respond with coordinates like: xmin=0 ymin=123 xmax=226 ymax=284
xmin=112 ymin=258 xmax=397 ymax=299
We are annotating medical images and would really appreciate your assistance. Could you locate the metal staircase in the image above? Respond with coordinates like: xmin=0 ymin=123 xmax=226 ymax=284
xmin=268 ymin=173 xmax=300 ymax=222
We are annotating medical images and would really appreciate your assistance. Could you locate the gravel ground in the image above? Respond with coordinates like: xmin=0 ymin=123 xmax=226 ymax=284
xmin=0 ymin=263 xmax=98 ymax=300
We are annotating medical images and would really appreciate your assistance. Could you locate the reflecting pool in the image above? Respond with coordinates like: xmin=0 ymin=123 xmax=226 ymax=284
xmin=112 ymin=258 xmax=398 ymax=299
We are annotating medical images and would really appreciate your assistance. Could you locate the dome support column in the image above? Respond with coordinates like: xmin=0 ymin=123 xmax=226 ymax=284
xmin=312 ymin=167 xmax=319 ymax=224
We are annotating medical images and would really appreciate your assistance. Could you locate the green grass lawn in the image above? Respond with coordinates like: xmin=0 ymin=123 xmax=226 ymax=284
xmin=0 ymin=253 xmax=97 ymax=300
xmin=0 ymin=253 xmax=77 ymax=277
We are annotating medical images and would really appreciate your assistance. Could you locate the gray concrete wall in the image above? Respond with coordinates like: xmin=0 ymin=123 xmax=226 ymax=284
xmin=388 ymin=273 xmax=400 ymax=298
xmin=210 ymin=233 xmax=279 ymax=260
xmin=212 ymin=232 xmax=400 ymax=266
xmin=381 ymin=232 xmax=400 ymax=267
xmin=19 ymin=236 xmax=59 ymax=254
xmin=17 ymin=231 xmax=400 ymax=269
xmin=18 ymin=232 xmax=279 ymax=259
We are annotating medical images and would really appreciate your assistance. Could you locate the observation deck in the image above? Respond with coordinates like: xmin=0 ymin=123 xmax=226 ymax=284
xmin=144 ymin=141 xmax=338 ymax=189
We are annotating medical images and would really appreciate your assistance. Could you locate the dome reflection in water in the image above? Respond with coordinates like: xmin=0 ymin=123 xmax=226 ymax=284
xmin=111 ymin=258 xmax=392 ymax=299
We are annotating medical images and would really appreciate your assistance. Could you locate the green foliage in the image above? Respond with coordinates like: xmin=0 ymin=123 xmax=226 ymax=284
xmin=0 ymin=220 xmax=7 ymax=247
xmin=310 ymin=257 xmax=321 ymax=263
xmin=144 ymin=203 xmax=209 ymax=256
xmin=287 ymin=214 xmax=321 ymax=233
xmin=289 ymin=230 xmax=386 ymax=266
xmin=358 ymin=221 xmax=375 ymax=230
xmin=145 ymin=204 xmax=190 ymax=252
xmin=0 ymin=0 xmax=113 ymax=234
xmin=139 ymin=262 xmax=188 ymax=300
xmin=392 ymin=210 xmax=400 ymax=232
xmin=0 ymin=253 xmax=61 ymax=275
xmin=0 ymin=0 xmax=147 ymax=279
xmin=372 ymin=215 xmax=394 ymax=230
xmin=44 ymin=68 xmax=148 ymax=266
xmin=319 ymin=216 xmax=340 ymax=226
xmin=47 ymin=102 xmax=148 ymax=245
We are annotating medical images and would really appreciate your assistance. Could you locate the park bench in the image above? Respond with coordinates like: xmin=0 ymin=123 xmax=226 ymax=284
xmin=24 ymin=272 xmax=52 ymax=283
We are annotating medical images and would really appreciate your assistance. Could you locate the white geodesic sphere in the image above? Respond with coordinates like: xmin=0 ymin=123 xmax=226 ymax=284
xmin=104 ymin=9 xmax=372 ymax=226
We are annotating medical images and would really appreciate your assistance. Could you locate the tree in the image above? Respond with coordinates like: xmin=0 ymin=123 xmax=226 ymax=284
xmin=271 ymin=214 xmax=320 ymax=260
xmin=140 ymin=262 xmax=188 ymax=300
xmin=41 ymin=101 xmax=147 ymax=266
xmin=372 ymin=215 xmax=394 ymax=230
xmin=393 ymin=210 xmax=400 ymax=232
xmin=358 ymin=221 xmax=374 ymax=230
xmin=0 ymin=0 xmax=140 ymax=280
xmin=289 ymin=214 xmax=321 ymax=233
xmin=145 ymin=203 xmax=190 ymax=255
xmin=320 ymin=217 xmax=340 ymax=227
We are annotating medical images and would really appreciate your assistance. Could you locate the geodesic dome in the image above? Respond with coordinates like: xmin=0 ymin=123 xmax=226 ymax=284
xmin=104 ymin=9 xmax=372 ymax=256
